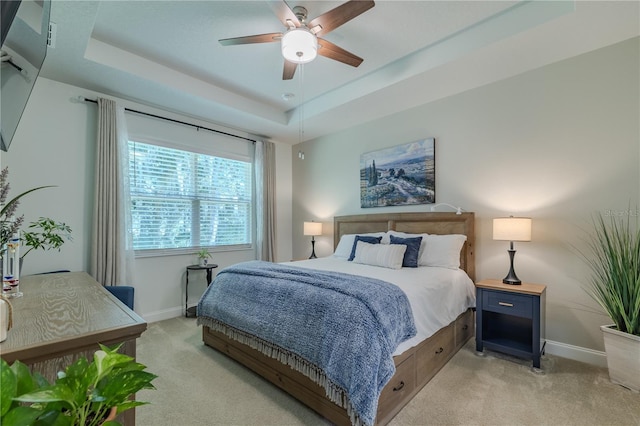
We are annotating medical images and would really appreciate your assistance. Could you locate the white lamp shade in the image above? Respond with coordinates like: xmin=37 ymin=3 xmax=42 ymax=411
xmin=493 ymin=217 xmax=532 ymax=242
xmin=303 ymin=221 xmax=322 ymax=236
xmin=281 ymin=28 xmax=317 ymax=64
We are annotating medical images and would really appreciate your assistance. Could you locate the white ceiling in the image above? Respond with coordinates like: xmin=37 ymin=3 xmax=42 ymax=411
xmin=40 ymin=1 xmax=639 ymax=144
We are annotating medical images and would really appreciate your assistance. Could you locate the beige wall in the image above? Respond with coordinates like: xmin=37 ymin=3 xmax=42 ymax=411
xmin=292 ymin=37 xmax=639 ymax=363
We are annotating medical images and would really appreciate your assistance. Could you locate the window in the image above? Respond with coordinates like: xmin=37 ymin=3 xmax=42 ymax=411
xmin=128 ymin=140 xmax=253 ymax=252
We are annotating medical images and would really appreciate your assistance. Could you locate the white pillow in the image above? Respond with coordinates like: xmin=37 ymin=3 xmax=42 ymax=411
xmin=352 ymin=241 xmax=407 ymax=270
xmin=382 ymin=230 xmax=429 ymax=257
xmin=333 ymin=232 xmax=386 ymax=259
xmin=420 ymin=234 xmax=467 ymax=269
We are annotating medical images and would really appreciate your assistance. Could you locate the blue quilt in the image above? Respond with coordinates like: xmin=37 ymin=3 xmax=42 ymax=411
xmin=197 ymin=260 xmax=416 ymax=426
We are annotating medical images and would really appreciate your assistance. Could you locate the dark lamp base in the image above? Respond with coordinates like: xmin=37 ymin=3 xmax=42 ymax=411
xmin=309 ymin=239 xmax=317 ymax=259
xmin=503 ymin=247 xmax=522 ymax=285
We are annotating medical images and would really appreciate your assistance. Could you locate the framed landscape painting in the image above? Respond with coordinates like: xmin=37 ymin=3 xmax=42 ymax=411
xmin=360 ymin=138 xmax=435 ymax=208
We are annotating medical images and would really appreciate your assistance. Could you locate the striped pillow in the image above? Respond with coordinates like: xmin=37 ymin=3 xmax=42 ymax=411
xmin=352 ymin=241 xmax=407 ymax=270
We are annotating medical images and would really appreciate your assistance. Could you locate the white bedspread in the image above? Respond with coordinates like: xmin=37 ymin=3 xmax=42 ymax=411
xmin=284 ymin=256 xmax=476 ymax=355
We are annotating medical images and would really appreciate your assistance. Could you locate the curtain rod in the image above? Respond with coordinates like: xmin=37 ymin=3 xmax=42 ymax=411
xmin=81 ymin=97 xmax=257 ymax=143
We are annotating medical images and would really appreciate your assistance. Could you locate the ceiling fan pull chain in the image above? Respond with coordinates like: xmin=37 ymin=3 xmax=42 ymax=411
xmin=298 ymin=64 xmax=305 ymax=144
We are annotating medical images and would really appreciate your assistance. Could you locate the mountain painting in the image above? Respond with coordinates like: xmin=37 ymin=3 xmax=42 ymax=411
xmin=360 ymin=139 xmax=435 ymax=208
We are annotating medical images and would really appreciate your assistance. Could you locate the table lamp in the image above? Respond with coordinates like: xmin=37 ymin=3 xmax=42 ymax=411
xmin=303 ymin=221 xmax=322 ymax=259
xmin=493 ymin=216 xmax=531 ymax=285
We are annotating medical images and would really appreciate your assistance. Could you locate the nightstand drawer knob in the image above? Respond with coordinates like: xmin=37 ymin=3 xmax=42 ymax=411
xmin=498 ymin=302 xmax=514 ymax=307
xmin=435 ymin=347 xmax=444 ymax=355
xmin=393 ymin=381 xmax=405 ymax=392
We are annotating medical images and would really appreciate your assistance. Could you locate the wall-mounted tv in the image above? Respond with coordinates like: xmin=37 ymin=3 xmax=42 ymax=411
xmin=1 ymin=0 xmax=51 ymax=152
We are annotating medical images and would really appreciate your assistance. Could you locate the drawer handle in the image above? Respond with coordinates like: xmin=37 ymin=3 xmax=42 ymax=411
xmin=462 ymin=324 xmax=468 ymax=330
xmin=498 ymin=302 xmax=514 ymax=307
xmin=435 ymin=347 xmax=444 ymax=355
xmin=393 ymin=381 xmax=405 ymax=392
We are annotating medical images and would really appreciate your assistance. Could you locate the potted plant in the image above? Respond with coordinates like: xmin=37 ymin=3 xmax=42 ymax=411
xmin=20 ymin=217 xmax=73 ymax=267
xmin=581 ymin=210 xmax=640 ymax=391
xmin=196 ymin=248 xmax=211 ymax=266
xmin=0 ymin=343 xmax=157 ymax=425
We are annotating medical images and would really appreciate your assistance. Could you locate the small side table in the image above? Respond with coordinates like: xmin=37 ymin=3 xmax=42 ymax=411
xmin=475 ymin=279 xmax=546 ymax=370
xmin=185 ymin=264 xmax=218 ymax=318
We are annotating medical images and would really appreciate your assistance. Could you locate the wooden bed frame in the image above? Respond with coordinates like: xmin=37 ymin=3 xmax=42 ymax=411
xmin=202 ymin=212 xmax=475 ymax=425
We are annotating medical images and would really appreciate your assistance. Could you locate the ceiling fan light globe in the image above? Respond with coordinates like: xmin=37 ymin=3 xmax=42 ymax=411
xmin=281 ymin=28 xmax=317 ymax=64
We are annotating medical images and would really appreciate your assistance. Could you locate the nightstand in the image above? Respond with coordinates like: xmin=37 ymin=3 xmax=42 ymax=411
xmin=475 ymin=279 xmax=546 ymax=370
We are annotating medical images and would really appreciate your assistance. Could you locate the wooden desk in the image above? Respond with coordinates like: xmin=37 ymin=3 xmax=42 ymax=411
xmin=0 ymin=271 xmax=147 ymax=425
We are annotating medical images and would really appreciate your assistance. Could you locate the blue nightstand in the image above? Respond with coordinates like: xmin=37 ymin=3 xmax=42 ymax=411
xmin=475 ymin=279 xmax=546 ymax=370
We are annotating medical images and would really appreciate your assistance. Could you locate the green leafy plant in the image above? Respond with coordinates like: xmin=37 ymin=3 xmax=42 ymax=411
xmin=581 ymin=210 xmax=640 ymax=336
xmin=20 ymin=217 xmax=72 ymax=261
xmin=0 ymin=343 xmax=157 ymax=426
xmin=196 ymin=248 xmax=211 ymax=260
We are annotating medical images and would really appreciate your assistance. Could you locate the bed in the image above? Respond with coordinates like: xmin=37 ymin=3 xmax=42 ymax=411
xmin=197 ymin=212 xmax=475 ymax=426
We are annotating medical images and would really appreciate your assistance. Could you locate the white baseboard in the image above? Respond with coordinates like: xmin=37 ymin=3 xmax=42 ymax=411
xmin=544 ymin=339 xmax=607 ymax=368
xmin=141 ymin=306 xmax=184 ymax=323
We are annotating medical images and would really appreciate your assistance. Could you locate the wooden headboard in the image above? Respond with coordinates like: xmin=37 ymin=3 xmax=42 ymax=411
xmin=333 ymin=212 xmax=475 ymax=281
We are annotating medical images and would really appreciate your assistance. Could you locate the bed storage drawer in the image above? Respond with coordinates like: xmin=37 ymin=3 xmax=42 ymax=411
xmin=455 ymin=309 xmax=474 ymax=347
xmin=378 ymin=354 xmax=416 ymax=417
xmin=415 ymin=324 xmax=454 ymax=386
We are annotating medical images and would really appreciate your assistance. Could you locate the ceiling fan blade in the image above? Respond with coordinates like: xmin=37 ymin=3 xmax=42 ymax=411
xmin=219 ymin=33 xmax=282 ymax=46
xmin=308 ymin=0 xmax=375 ymax=36
xmin=317 ymin=38 xmax=363 ymax=67
xmin=273 ymin=0 xmax=302 ymax=28
xmin=283 ymin=60 xmax=297 ymax=80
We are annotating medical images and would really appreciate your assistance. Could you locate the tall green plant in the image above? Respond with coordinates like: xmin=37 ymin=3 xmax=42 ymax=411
xmin=582 ymin=211 xmax=640 ymax=336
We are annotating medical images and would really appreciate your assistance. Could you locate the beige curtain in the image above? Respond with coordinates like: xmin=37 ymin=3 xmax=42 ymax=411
xmin=255 ymin=140 xmax=277 ymax=261
xmin=91 ymin=98 xmax=134 ymax=286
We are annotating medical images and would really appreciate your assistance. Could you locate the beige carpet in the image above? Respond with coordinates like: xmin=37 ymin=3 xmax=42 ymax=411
xmin=136 ymin=317 xmax=639 ymax=426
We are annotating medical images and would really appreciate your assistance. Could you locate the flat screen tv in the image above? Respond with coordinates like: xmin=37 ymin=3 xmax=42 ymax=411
xmin=1 ymin=0 xmax=51 ymax=151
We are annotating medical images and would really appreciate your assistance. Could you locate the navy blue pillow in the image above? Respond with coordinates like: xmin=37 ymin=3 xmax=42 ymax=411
xmin=348 ymin=235 xmax=382 ymax=261
xmin=390 ymin=235 xmax=423 ymax=268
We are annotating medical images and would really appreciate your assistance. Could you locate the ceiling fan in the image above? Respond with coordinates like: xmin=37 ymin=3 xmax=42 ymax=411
xmin=219 ymin=0 xmax=375 ymax=80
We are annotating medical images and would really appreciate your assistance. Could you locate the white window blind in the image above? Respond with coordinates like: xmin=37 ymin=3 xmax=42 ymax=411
xmin=128 ymin=140 xmax=252 ymax=251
